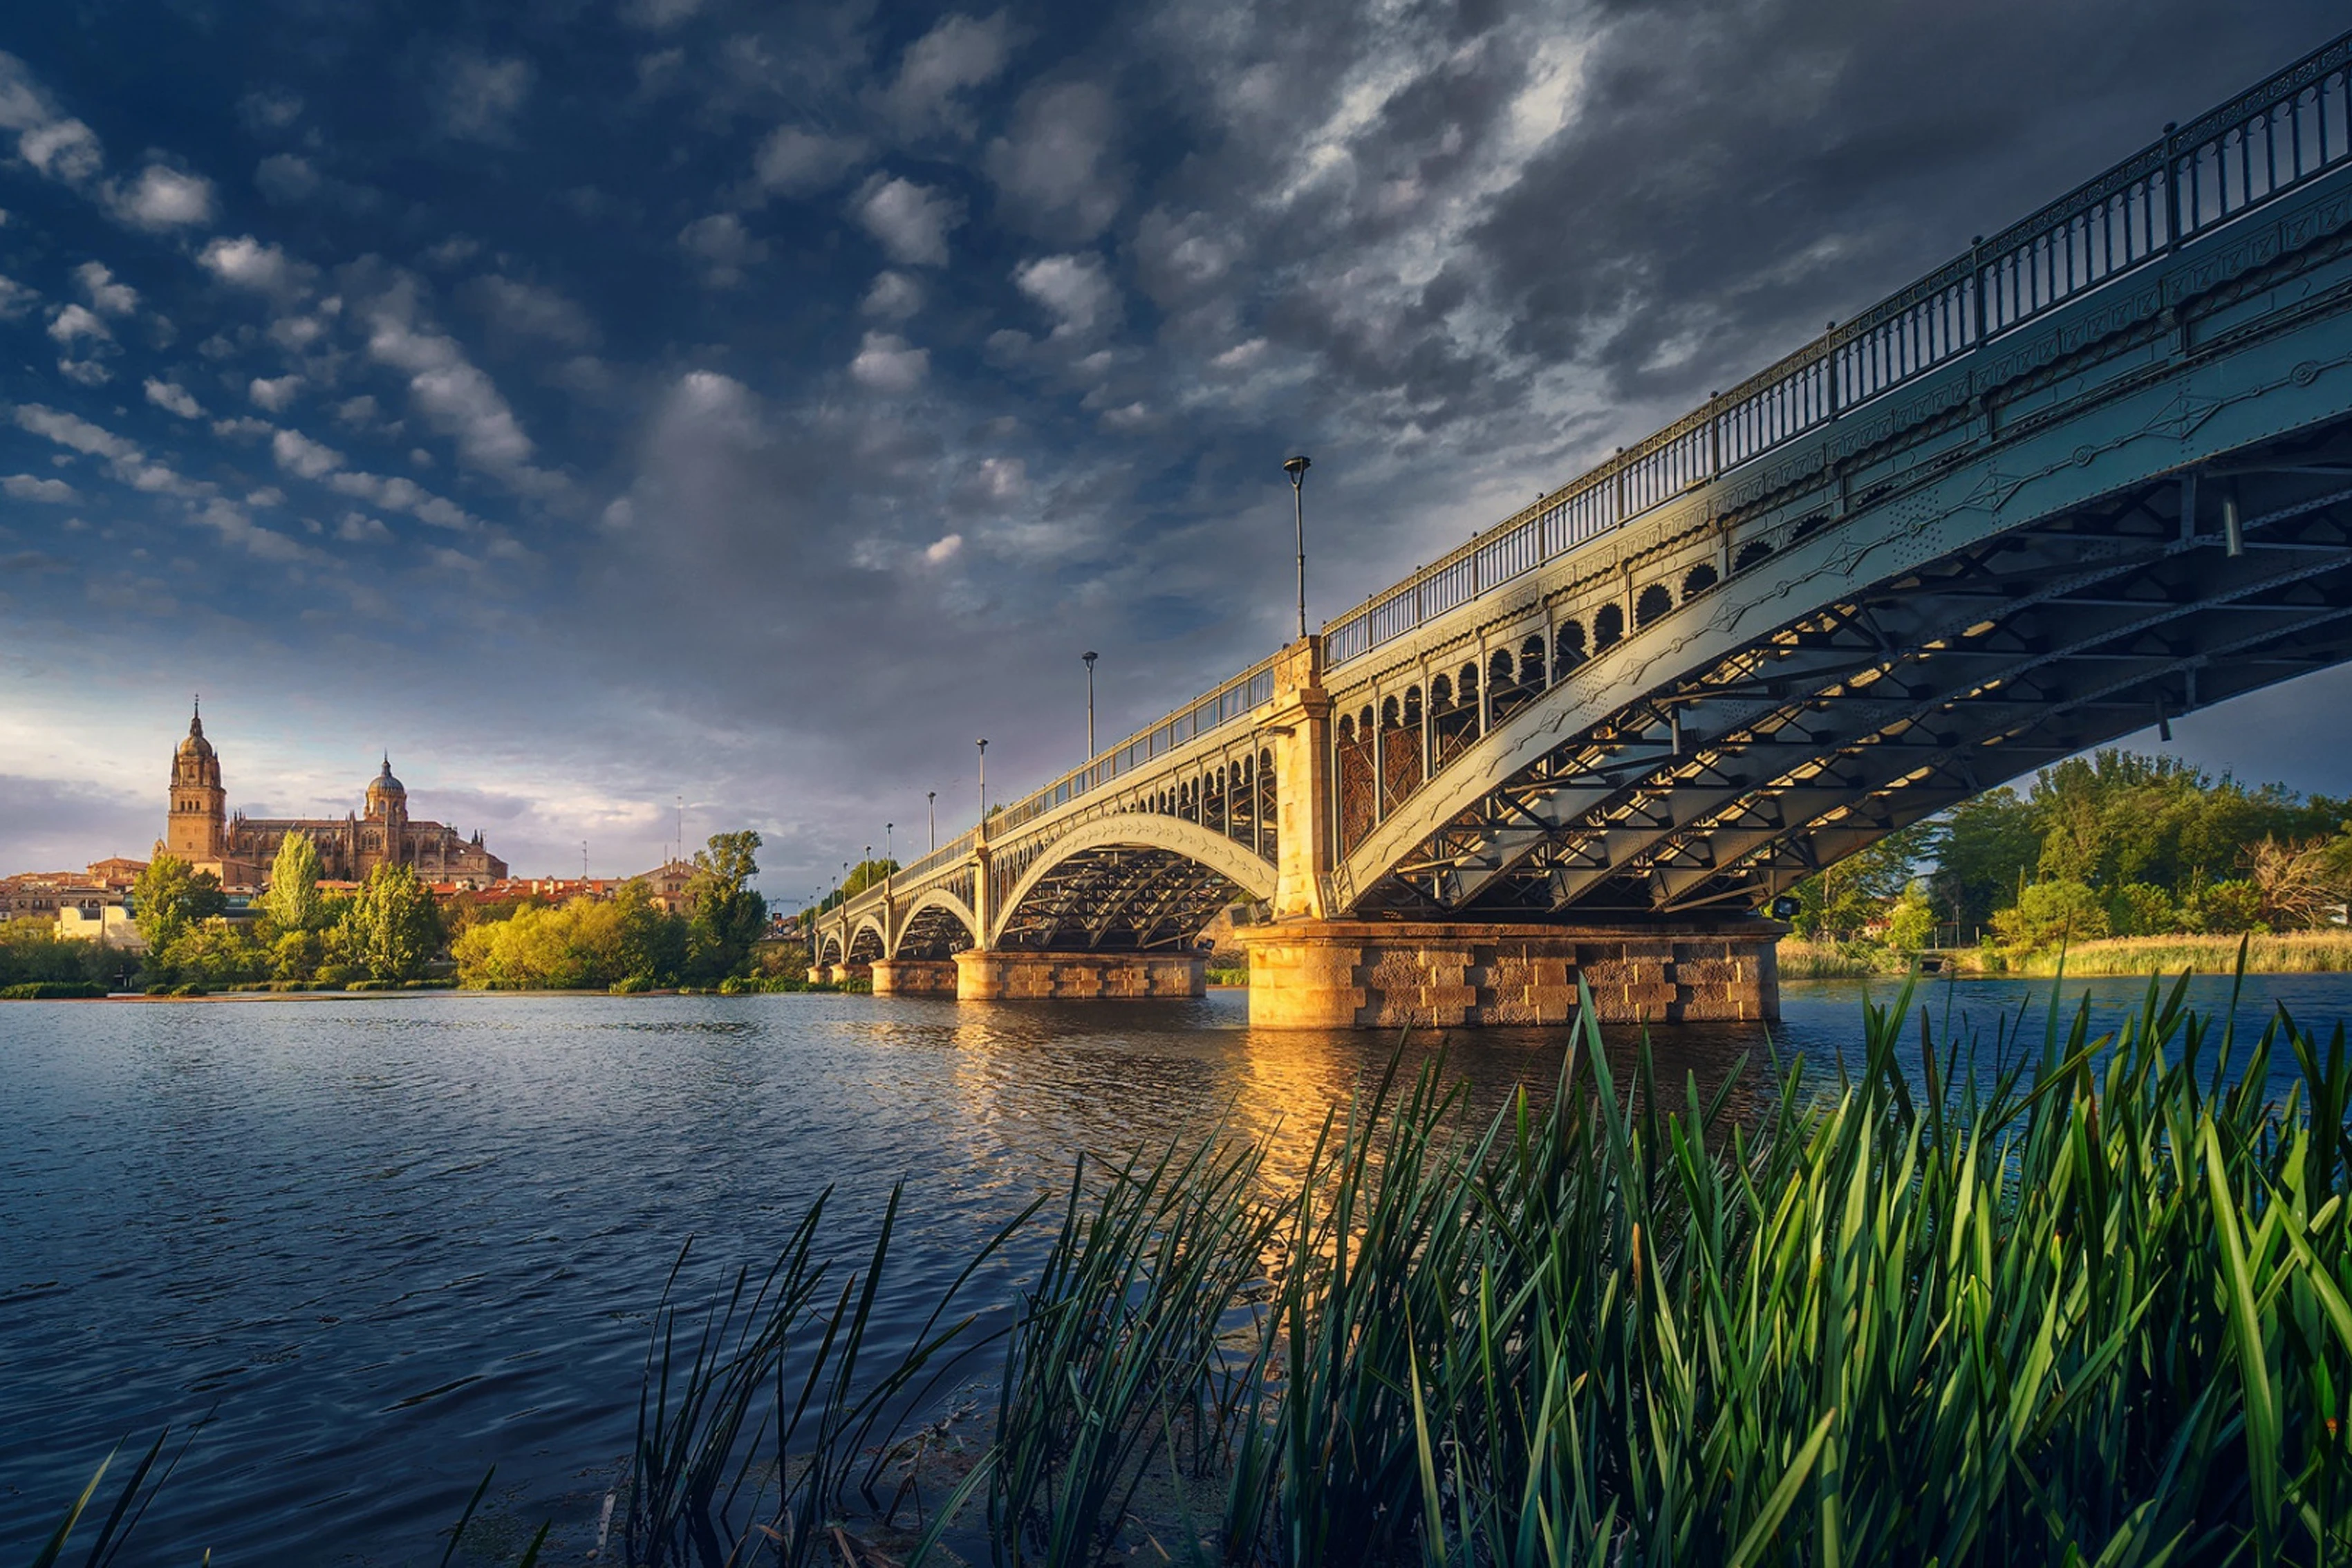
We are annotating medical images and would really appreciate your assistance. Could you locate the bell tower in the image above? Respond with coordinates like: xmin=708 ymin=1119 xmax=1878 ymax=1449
xmin=166 ymin=698 xmax=227 ymax=861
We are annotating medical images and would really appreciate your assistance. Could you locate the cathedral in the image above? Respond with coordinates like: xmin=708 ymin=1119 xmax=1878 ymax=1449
xmin=160 ymin=704 xmax=508 ymax=887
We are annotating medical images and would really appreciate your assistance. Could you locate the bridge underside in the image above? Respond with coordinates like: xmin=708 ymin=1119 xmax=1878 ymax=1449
xmin=995 ymin=845 xmax=1248 ymax=952
xmin=1359 ymin=418 xmax=2352 ymax=923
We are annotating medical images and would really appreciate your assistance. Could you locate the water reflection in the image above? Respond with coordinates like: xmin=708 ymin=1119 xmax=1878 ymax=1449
xmin=1 ymin=975 xmax=2342 ymax=1560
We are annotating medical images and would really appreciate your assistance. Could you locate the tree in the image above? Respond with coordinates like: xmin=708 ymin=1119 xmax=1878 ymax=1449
xmin=131 ymin=854 xmax=225 ymax=951
xmin=1790 ymin=823 xmax=1934 ymax=942
xmin=687 ymin=830 xmax=768 ymax=980
xmin=341 ymin=864 xmax=442 ymax=982
xmin=1929 ymin=789 xmax=2040 ymax=930
xmin=2246 ymin=836 xmax=2349 ymax=931
xmin=1883 ymin=885 xmax=1938 ymax=954
xmin=260 ymin=832 xmax=326 ymax=933
xmin=1990 ymin=879 xmax=2111 ymax=955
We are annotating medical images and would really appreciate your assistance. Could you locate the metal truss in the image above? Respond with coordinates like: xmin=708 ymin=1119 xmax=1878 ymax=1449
xmin=1358 ymin=423 xmax=2352 ymax=919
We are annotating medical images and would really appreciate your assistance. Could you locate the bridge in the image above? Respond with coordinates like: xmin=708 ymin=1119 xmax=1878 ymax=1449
xmin=819 ymin=32 xmax=2352 ymax=1028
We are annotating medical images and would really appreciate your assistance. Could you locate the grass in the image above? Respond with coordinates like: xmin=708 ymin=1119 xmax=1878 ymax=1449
xmin=1781 ymin=928 xmax=2352 ymax=980
xmin=2004 ymin=929 xmax=2352 ymax=976
xmin=28 ymin=964 xmax=2352 ymax=1565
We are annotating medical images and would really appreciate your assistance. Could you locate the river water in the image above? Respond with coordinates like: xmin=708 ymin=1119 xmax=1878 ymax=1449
xmin=5 ymin=973 xmax=2349 ymax=1562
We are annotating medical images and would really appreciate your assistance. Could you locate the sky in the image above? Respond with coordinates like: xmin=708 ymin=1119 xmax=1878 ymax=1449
xmin=1 ymin=0 xmax=2347 ymax=899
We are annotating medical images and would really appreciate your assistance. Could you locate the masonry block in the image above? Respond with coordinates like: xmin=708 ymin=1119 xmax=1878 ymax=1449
xmin=1235 ymin=920 xmax=1782 ymax=1029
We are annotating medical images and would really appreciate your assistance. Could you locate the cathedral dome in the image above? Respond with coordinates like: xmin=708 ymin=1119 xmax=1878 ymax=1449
xmin=366 ymin=755 xmax=407 ymax=810
xmin=178 ymin=704 xmax=214 ymax=761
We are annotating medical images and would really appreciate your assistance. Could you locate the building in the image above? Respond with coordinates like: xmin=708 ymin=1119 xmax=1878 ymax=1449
xmin=55 ymin=904 xmax=144 ymax=949
xmin=159 ymin=704 xmax=507 ymax=888
xmin=0 ymin=869 xmax=120 ymax=924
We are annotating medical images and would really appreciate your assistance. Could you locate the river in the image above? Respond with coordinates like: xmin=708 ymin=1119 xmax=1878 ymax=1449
xmin=4 ymin=973 xmax=2348 ymax=1562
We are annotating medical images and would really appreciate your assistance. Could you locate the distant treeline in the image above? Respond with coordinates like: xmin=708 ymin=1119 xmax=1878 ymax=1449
xmin=1793 ymin=749 xmax=2352 ymax=958
xmin=0 ymin=830 xmax=775 ymax=995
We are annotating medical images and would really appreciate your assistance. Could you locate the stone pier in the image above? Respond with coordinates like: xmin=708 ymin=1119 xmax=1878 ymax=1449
xmin=953 ymin=949 xmax=1206 ymax=1000
xmin=1233 ymin=920 xmax=1780 ymax=1029
xmin=870 ymin=958 xmax=958 ymax=996
xmin=827 ymin=962 xmax=871 ymax=985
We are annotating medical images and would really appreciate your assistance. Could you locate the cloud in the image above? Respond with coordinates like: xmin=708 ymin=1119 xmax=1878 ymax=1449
xmin=622 ymin=0 xmax=705 ymax=28
xmin=877 ymin=12 xmax=1011 ymax=138
xmin=678 ymin=213 xmax=767 ymax=288
xmin=254 ymin=152 xmax=320 ymax=203
xmin=357 ymin=274 xmax=554 ymax=489
xmin=923 ymin=532 xmax=962 ymax=563
xmin=852 ymin=174 xmax=963 ymax=267
xmin=848 ymin=332 xmax=928 ymax=393
xmin=986 ymin=81 xmax=1124 ymax=241
xmin=271 ymin=427 xmax=344 ymax=478
xmin=457 ymin=274 xmax=598 ymax=346
xmin=46 ymin=303 xmax=111 ymax=345
xmin=860 ymin=270 xmax=924 ymax=320
xmin=238 ymin=86 xmax=303 ymax=133
xmin=0 ymin=274 xmax=35 ymax=318
xmin=249 ymin=374 xmax=304 ymax=411
xmin=12 ymin=404 xmax=203 ymax=498
xmin=433 ymin=51 xmax=534 ymax=143
xmin=336 ymin=510 xmax=391 ymax=542
xmin=1012 ymin=252 xmax=1120 ymax=337
xmin=2 ymin=474 xmax=77 ymax=502
xmin=326 ymin=469 xmax=476 ymax=530
xmin=0 ymin=53 xmax=103 ymax=185
xmin=199 ymin=234 xmax=315 ymax=299
xmin=108 ymin=164 xmax=216 ymax=229
xmin=752 ymin=126 xmax=868 ymax=198
xmin=144 ymin=378 xmax=203 ymax=418
xmin=74 ymin=261 xmax=138 ymax=315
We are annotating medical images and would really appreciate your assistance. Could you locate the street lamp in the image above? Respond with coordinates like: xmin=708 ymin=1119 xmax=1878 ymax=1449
xmin=1083 ymin=650 xmax=1098 ymax=760
xmin=885 ymin=823 xmax=894 ymax=866
xmin=977 ymin=738 xmax=988 ymax=822
xmin=1285 ymin=454 xmax=1312 ymax=641
xmin=927 ymin=791 xmax=936 ymax=852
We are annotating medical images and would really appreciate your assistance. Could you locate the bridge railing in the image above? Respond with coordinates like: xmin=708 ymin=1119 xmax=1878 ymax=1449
xmin=1320 ymin=28 xmax=2352 ymax=670
xmin=850 ymin=653 xmax=1284 ymax=915
xmin=988 ymin=654 xmax=1280 ymax=835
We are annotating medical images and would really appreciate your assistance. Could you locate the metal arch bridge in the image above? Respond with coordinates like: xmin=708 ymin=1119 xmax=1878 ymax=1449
xmin=821 ymin=32 xmax=2352 ymax=997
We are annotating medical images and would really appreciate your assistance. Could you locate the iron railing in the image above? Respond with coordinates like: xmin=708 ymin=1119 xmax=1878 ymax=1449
xmin=1320 ymin=28 xmax=2352 ymax=668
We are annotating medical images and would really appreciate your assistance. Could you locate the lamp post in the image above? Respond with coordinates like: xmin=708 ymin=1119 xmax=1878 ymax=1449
xmin=885 ymin=823 xmax=893 ymax=866
xmin=1083 ymin=651 xmax=1099 ymax=760
xmin=1285 ymin=454 xmax=1312 ymax=641
xmin=927 ymin=792 xmax=936 ymax=852
xmin=976 ymin=738 xmax=988 ymax=822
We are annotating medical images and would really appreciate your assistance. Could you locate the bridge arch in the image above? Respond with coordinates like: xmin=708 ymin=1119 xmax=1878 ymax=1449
xmin=847 ymin=917 xmax=887 ymax=964
xmin=991 ymin=813 xmax=1277 ymax=951
xmin=890 ymin=887 xmax=978 ymax=958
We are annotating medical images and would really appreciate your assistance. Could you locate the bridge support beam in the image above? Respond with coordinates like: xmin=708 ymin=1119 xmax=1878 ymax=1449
xmin=1233 ymin=920 xmax=1780 ymax=1029
xmin=870 ymin=958 xmax=958 ymax=996
xmin=828 ymin=962 xmax=870 ymax=985
xmin=952 ymin=949 xmax=1207 ymax=1001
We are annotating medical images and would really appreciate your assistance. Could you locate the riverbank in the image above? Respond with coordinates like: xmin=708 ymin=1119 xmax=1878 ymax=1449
xmin=1778 ymin=928 xmax=2352 ymax=980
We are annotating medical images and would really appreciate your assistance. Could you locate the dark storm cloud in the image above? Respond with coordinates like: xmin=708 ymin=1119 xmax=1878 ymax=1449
xmin=0 ymin=0 xmax=2346 ymax=894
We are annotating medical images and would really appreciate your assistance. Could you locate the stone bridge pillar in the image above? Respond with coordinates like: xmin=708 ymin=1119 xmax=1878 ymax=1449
xmin=1267 ymin=635 xmax=1334 ymax=920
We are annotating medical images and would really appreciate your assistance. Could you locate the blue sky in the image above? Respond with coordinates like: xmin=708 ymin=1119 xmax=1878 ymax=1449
xmin=1 ymin=0 xmax=2346 ymax=897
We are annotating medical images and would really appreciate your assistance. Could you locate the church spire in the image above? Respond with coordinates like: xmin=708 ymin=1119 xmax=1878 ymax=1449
xmin=189 ymin=694 xmax=203 ymax=739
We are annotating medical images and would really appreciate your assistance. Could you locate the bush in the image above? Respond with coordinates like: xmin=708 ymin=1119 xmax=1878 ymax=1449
xmin=0 ymin=980 xmax=106 ymax=999
xmin=1990 ymin=878 xmax=2111 ymax=953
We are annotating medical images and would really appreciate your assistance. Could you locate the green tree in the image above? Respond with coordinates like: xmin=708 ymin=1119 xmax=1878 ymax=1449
xmin=1790 ymin=823 xmax=1933 ymax=942
xmin=260 ymin=832 xmax=326 ymax=933
xmin=1990 ymin=879 xmax=2111 ymax=955
xmin=341 ymin=864 xmax=442 ymax=982
xmin=131 ymin=854 xmax=226 ymax=951
xmin=1929 ymin=788 xmax=2040 ymax=930
xmin=1883 ymin=885 xmax=1937 ymax=954
xmin=686 ymin=830 xmax=768 ymax=980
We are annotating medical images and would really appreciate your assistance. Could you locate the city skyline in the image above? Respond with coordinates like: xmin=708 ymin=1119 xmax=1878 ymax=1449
xmin=4 ymin=0 xmax=2351 ymax=895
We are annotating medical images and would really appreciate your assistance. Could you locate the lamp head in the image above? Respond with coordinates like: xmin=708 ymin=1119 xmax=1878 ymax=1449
xmin=1083 ymin=650 xmax=1097 ymax=666
xmin=1283 ymin=454 xmax=1311 ymax=482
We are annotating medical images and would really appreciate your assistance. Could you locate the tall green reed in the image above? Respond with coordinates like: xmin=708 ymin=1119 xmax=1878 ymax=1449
xmin=942 ymin=971 xmax=2352 ymax=1567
